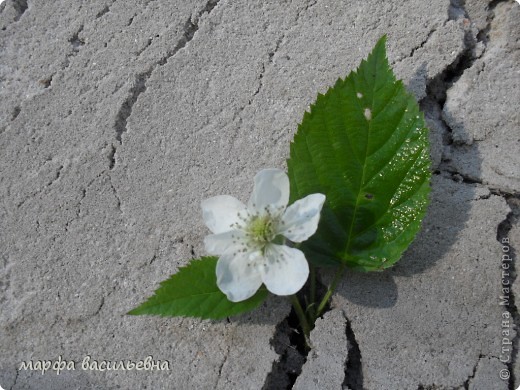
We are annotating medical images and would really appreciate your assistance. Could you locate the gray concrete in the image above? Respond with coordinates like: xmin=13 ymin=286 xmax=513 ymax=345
xmin=329 ymin=177 xmax=511 ymax=389
xmin=508 ymin=199 xmax=520 ymax=389
xmin=293 ymin=309 xmax=347 ymax=390
xmin=468 ymin=357 xmax=508 ymax=390
xmin=442 ymin=1 xmax=520 ymax=193
xmin=1 ymin=0 xmax=519 ymax=389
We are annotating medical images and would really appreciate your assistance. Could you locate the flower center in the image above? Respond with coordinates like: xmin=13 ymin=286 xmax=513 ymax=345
xmin=247 ymin=215 xmax=276 ymax=244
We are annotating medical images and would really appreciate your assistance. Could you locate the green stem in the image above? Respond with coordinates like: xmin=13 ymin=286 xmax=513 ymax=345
xmin=309 ymin=263 xmax=317 ymax=320
xmin=289 ymin=294 xmax=311 ymax=341
xmin=315 ymin=264 xmax=346 ymax=319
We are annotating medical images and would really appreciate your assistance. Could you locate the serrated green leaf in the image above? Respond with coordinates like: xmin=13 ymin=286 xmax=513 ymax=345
xmin=287 ymin=36 xmax=431 ymax=271
xmin=128 ymin=257 xmax=268 ymax=319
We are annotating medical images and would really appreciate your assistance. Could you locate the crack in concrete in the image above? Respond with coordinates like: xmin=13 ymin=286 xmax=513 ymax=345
xmin=16 ymin=164 xmax=64 ymax=209
xmin=448 ymin=0 xmax=466 ymax=21
xmin=261 ymin=270 xmax=334 ymax=388
xmin=428 ymin=0 xmax=520 ymax=368
xmin=108 ymin=144 xmax=116 ymax=170
xmin=224 ymin=0 xmax=314 ymax=154
xmin=342 ymin=313 xmax=363 ymax=390
xmin=262 ymin=307 xmax=307 ymax=389
xmin=233 ymin=0 xmax=317 ymax=116
xmin=95 ymin=0 xmax=116 ymax=19
xmin=421 ymin=0 xmax=492 ymax=179
xmin=247 ymin=34 xmax=283 ymax=106
xmin=108 ymin=174 xmax=122 ymax=214
xmin=476 ymin=0 xmax=509 ymax=47
xmin=461 ymin=354 xmax=483 ymax=389
xmin=148 ymin=254 xmax=157 ymax=266
xmin=416 ymin=1 xmax=519 ymax=388
xmin=151 ymin=235 xmax=188 ymax=268
xmin=63 ymin=170 xmax=126 ymax=232
xmin=64 ymin=179 xmax=92 ymax=232
xmin=12 ymin=0 xmax=28 ymax=22
xmin=417 ymin=384 xmax=446 ymax=390
xmin=69 ymin=24 xmax=85 ymax=53
xmin=126 ymin=0 xmax=159 ymax=28
xmin=442 ymin=169 xmax=482 ymax=185
xmin=392 ymin=27 xmax=437 ymax=65
xmin=412 ymin=27 xmax=436 ymax=57
xmin=226 ymin=33 xmax=283 ymax=143
xmin=57 ymin=24 xmax=87 ymax=75
xmin=126 ymin=13 xmax=137 ymax=27
xmin=425 ymin=0 xmax=519 ymax=201
xmin=295 ymin=0 xmax=318 ymax=25
xmin=9 ymin=366 xmax=19 ymax=390
xmin=493 ymin=189 xmax=520 ymax=199
xmin=114 ymin=72 xmax=148 ymax=144
xmin=92 ymin=296 xmax=105 ymax=317
xmin=110 ymin=0 xmax=222 ymax=170
xmin=215 ymin=345 xmax=231 ymax=388
xmin=90 ymin=283 xmax=119 ymax=318
xmin=221 ymin=0 xmax=322 ymax=158
xmin=433 ymin=170 xmax=520 ymax=201
xmin=422 ymin=35 xmax=473 ymax=114
xmin=426 ymin=0 xmax=507 ymax=149
xmin=54 ymin=165 xmax=63 ymax=182
xmin=248 ymin=63 xmax=266 ymax=105
xmin=135 ymin=36 xmax=154 ymax=57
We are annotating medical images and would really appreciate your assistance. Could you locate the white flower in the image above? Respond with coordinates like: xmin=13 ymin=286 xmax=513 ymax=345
xmin=201 ymin=169 xmax=326 ymax=302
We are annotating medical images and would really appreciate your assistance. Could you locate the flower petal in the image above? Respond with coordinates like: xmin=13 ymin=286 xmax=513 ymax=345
xmin=201 ymin=195 xmax=247 ymax=234
xmin=248 ymin=169 xmax=289 ymax=213
xmin=204 ymin=230 xmax=246 ymax=256
xmin=261 ymin=244 xmax=309 ymax=296
xmin=216 ymin=249 xmax=263 ymax=302
xmin=278 ymin=193 xmax=326 ymax=242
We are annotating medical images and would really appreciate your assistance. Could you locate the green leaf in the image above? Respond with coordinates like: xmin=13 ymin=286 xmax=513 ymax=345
xmin=287 ymin=36 xmax=431 ymax=271
xmin=128 ymin=257 xmax=268 ymax=319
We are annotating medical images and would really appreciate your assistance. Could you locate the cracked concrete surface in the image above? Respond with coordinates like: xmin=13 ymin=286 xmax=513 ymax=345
xmin=293 ymin=310 xmax=347 ymax=390
xmin=0 ymin=0 xmax=518 ymax=389
xmin=442 ymin=1 xmax=520 ymax=193
xmin=330 ymin=177 xmax=511 ymax=389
